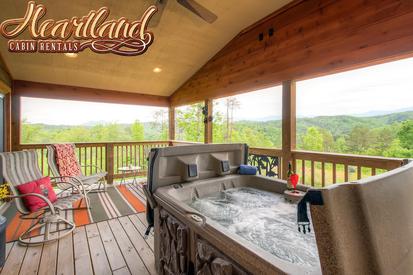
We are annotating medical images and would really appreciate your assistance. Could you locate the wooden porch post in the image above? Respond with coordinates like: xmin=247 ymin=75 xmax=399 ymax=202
xmin=281 ymin=80 xmax=296 ymax=180
xmin=168 ymin=107 xmax=175 ymax=143
xmin=4 ymin=93 xmax=11 ymax=152
xmin=204 ymin=99 xmax=213 ymax=144
xmin=11 ymin=92 xmax=20 ymax=151
xmin=106 ymin=143 xmax=114 ymax=184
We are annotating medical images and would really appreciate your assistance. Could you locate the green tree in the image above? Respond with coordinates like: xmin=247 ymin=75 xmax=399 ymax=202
xmin=21 ymin=122 xmax=47 ymax=143
xmin=334 ymin=137 xmax=347 ymax=153
xmin=346 ymin=126 xmax=373 ymax=154
xmin=131 ymin=120 xmax=144 ymax=141
xmin=154 ymin=110 xmax=168 ymax=140
xmin=176 ymin=103 xmax=204 ymax=142
xmin=319 ymin=128 xmax=334 ymax=152
xmin=301 ymin=127 xmax=323 ymax=151
xmin=383 ymin=139 xmax=413 ymax=158
xmin=398 ymin=120 xmax=413 ymax=150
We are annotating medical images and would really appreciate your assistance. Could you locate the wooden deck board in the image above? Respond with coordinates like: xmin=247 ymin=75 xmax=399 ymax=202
xmin=118 ymin=216 xmax=156 ymax=275
xmin=0 ymin=215 xmax=155 ymax=275
xmin=56 ymin=230 xmax=74 ymax=275
xmin=128 ymin=215 xmax=154 ymax=251
xmin=108 ymin=218 xmax=150 ymax=275
xmin=96 ymin=221 xmax=127 ymax=272
xmin=38 ymin=232 xmax=58 ymax=275
xmin=1 ymin=240 xmax=27 ymax=275
xmin=19 ymin=236 xmax=43 ymax=275
xmin=0 ymin=242 xmax=15 ymax=273
xmin=112 ymin=266 xmax=131 ymax=275
xmin=73 ymin=227 xmax=93 ymax=275
xmin=85 ymin=223 xmax=112 ymax=275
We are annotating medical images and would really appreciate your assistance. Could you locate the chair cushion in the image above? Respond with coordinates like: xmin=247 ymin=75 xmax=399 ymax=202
xmin=79 ymin=172 xmax=107 ymax=184
xmin=16 ymin=177 xmax=57 ymax=212
xmin=54 ymin=144 xmax=82 ymax=177
xmin=53 ymin=193 xmax=83 ymax=210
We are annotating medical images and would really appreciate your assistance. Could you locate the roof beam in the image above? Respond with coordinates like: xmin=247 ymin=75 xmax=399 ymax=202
xmin=13 ymin=80 xmax=170 ymax=107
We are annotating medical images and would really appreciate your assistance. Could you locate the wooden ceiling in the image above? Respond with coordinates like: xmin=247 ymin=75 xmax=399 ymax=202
xmin=171 ymin=0 xmax=413 ymax=106
xmin=0 ymin=0 xmax=292 ymax=96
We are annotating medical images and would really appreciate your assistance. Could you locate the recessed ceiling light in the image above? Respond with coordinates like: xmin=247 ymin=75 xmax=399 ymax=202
xmin=64 ymin=52 xmax=78 ymax=58
xmin=153 ymin=67 xmax=162 ymax=73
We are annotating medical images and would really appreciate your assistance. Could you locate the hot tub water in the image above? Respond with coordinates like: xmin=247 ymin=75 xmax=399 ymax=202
xmin=189 ymin=187 xmax=320 ymax=268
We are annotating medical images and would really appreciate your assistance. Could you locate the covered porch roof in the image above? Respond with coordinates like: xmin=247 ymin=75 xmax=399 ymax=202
xmin=0 ymin=0 xmax=292 ymax=96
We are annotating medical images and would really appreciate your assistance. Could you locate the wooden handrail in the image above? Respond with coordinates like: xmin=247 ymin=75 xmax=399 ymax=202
xmin=17 ymin=140 xmax=170 ymax=149
xmin=169 ymin=140 xmax=203 ymax=145
xmin=292 ymin=150 xmax=404 ymax=170
xmin=249 ymin=147 xmax=283 ymax=157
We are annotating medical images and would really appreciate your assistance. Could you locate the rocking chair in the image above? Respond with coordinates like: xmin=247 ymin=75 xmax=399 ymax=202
xmin=46 ymin=144 xmax=107 ymax=194
xmin=0 ymin=150 xmax=88 ymax=245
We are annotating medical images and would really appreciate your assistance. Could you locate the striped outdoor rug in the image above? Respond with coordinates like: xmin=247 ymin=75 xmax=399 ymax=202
xmin=2 ymin=182 xmax=147 ymax=243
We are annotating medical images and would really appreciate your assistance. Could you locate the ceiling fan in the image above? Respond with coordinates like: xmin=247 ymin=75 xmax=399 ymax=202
xmin=149 ymin=0 xmax=217 ymax=27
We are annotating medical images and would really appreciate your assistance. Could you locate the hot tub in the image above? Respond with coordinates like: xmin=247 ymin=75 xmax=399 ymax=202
xmin=144 ymin=144 xmax=413 ymax=275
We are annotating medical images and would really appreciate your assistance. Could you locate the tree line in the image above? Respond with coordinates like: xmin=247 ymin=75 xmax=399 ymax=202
xmin=174 ymin=100 xmax=413 ymax=158
xmin=22 ymin=102 xmax=413 ymax=158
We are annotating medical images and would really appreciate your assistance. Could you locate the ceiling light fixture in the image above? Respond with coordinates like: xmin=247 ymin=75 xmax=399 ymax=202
xmin=64 ymin=52 xmax=78 ymax=58
xmin=153 ymin=67 xmax=162 ymax=73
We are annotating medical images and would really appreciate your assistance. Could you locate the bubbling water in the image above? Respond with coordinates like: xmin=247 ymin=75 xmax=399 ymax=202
xmin=189 ymin=187 xmax=320 ymax=268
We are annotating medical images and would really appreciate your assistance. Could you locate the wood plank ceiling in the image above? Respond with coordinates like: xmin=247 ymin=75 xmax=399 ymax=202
xmin=0 ymin=0 xmax=292 ymax=96
xmin=171 ymin=0 xmax=413 ymax=106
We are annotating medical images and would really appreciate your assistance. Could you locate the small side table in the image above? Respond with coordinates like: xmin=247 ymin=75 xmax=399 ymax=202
xmin=118 ymin=165 xmax=141 ymax=184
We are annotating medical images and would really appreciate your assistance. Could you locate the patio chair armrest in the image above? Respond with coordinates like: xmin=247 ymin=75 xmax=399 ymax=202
xmin=50 ymin=176 xmax=86 ymax=195
xmin=50 ymin=176 xmax=83 ymax=186
xmin=81 ymin=165 xmax=105 ymax=173
xmin=8 ymin=193 xmax=56 ymax=214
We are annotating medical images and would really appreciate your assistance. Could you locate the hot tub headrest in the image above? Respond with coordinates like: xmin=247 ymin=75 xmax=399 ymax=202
xmin=147 ymin=144 xmax=248 ymax=192
xmin=177 ymin=156 xmax=199 ymax=181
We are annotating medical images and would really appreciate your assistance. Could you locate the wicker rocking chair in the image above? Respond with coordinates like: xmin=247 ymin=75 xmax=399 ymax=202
xmin=0 ymin=150 xmax=88 ymax=245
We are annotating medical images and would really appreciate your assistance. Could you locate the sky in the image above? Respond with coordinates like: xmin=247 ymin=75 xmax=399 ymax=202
xmin=22 ymin=57 xmax=413 ymax=125
xmin=21 ymin=98 xmax=168 ymax=125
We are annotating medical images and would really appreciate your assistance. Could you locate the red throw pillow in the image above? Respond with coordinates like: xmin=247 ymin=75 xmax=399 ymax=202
xmin=16 ymin=177 xmax=57 ymax=212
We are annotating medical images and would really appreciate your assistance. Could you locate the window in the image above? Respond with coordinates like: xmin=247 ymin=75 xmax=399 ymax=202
xmin=296 ymin=57 xmax=413 ymax=159
xmin=175 ymin=102 xmax=204 ymax=142
xmin=212 ymin=86 xmax=282 ymax=147
xmin=21 ymin=97 xmax=168 ymax=143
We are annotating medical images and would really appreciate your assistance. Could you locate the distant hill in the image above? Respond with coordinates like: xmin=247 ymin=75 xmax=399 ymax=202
xmin=297 ymin=111 xmax=413 ymax=137
xmin=353 ymin=107 xmax=413 ymax=117
xmin=25 ymin=111 xmax=413 ymax=139
xmin=234 ymin=111 xmax=413 ymax=138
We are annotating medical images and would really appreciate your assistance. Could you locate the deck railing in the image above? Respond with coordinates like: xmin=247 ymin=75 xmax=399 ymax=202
xmin=292 ymin=150 xmax=405 ymax=187
xmin=167 ymin=143 xmax=405 ymax=186
xmin=248 ymin=147 xmax=283 ymax=179
xmin=16 ymin=141 xmax=170 ymax=183
xmin=16 ymin=141 xmax=405 ymax=186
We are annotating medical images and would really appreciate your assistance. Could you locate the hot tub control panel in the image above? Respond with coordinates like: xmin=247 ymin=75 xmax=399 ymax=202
xmin=188 ymin=164 xmax=198 ymax=178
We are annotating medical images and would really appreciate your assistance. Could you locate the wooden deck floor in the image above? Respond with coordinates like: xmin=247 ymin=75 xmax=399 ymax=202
xmin=0 ymin=213 xmax=156 ymax=275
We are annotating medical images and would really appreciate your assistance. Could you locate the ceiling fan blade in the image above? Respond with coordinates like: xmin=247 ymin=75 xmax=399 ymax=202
xmin=177 ymin=0 xmax=217 ymax=23
xmin=148 ymin=0 xmax=168 ymax=27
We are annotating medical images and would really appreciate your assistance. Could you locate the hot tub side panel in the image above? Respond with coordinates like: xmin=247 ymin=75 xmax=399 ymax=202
xmin=155 ymin=208 xmax=190 ymax=275
xmin=310 ymin=161 xmax=413 ymax=275
xmin=154 ymin=205 xmax=252 ymax=275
